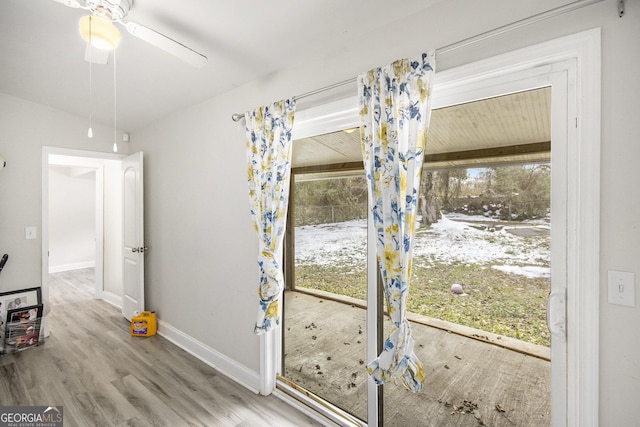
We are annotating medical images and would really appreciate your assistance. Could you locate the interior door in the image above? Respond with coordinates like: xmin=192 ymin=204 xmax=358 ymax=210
xmin=122 ymin=151 xmax=145 ymax=321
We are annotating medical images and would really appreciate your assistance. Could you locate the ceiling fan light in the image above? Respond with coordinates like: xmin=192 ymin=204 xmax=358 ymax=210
xmin=79 ymin=15 xmax=121 ymax=50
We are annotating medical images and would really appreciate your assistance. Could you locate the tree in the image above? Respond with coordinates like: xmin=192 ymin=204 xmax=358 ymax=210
xmin=294 ymin=176 xmax=368 ymax=225
xmin=419 ymin=170 xmax=440 ymax=226
xmin=491 ymin=164 xmax=550 ymax=219
xmin=447 ymin=169 xmax=468 ymax=200
xmin=438 ymin=170 xmax=451 ymax=210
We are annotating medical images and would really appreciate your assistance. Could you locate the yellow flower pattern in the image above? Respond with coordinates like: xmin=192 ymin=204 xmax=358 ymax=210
xmin=359 ymin=52 xmax=435 ymax=392
xmin=245 ymin=99 xmax=296 ymax=334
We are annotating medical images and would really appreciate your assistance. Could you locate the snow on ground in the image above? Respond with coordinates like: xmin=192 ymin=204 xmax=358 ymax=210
xmin=492 ymin=265 xmax=551 ymax=279
xmin=295 ymin=214 xmax=550 ymax=279
xmin=413 ymin=215 xmax=549 ymax=268
xmin=295 ymin=219 xmax=367 ymax=266
xmin=445 ymin=212 xmax=550 ymax=226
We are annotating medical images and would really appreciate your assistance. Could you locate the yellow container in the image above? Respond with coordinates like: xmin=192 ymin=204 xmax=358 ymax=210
xmin=130 ymin=311 xmax=157 ymax=337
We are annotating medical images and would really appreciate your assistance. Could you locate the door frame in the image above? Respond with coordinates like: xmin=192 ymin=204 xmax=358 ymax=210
xmin=268 ymin=28 xmax=601 ymax=427
xmin=41 ymin=146 xmax=125 ymax=334
xmin=419 ymin=62 xmax=574 ymax=427
xmin=429 ymin=28 xmax=600 ymax=427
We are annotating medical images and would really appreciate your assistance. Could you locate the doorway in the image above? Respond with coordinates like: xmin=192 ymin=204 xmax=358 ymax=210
xmin=48 ymin=164 xmax=97 ymax=275
xmin=41 ymin=147 xmax=125 ymax=336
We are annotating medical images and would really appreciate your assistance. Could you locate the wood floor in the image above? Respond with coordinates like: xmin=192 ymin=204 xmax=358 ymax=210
xmin=0 ymin=269 xmax=324 ymax=427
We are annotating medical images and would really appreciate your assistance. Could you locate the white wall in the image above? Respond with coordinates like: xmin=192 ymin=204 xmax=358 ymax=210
xmin=130 ymin=0 xmax=640 ymax=425
xmin=48 ymin=166 xmax=96 ymax=272
xmin=0 ymin=93 xmax=125 ymax=293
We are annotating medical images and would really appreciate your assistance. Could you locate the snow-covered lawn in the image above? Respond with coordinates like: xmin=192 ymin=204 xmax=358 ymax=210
xmin=295 ymin=214 xmax=550 ymax=279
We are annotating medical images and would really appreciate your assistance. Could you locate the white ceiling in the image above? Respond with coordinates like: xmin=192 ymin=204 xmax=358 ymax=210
xmin=0 ymin=0 xmax=440 ymax=132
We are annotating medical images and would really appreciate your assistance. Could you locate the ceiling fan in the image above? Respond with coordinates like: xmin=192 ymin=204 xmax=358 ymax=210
xmin=53 ymin=0 xmax=208 ymax=68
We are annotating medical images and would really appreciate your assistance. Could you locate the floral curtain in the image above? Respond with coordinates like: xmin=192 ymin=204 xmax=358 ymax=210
xmin=359 ymin=52 xmax=436 ymax=392
xmin=245 ymin=99 xmax=296 ymax=334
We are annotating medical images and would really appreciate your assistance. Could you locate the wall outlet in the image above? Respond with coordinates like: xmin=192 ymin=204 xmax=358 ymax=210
xmin=608 ymin=270 xmax=635 ymax=307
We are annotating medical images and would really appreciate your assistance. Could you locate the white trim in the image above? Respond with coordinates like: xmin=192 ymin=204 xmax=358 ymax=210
xmin=292 ymin=97 xmax=359 ymax=140
xmin=435 ymin=28 xmax=601 ymax=427
xmin=549 ymin=65 xmax=572 ymax=426
xmin=97 ymin=290 xmax=122 ymax=308
xmin=95 ymin=163 xmax=105 ymax=299
xmin=272 ymin=389 xmax=340 ymax=427
xmin=274 ymin=384 xmax=356 ymax=427
xmin=416 ymin=29 xmax=601 ymax=426
xmin=157 ymin=319 xmax=261 ymax=393
xmin=42 ymin=146 xmax=126 ymax=337
xmin=46 ymin=146 xmax=125 ymax=163
xmin=566 ymin=28 xmax=601 ymax=427
xmin=419 ymin=30 xmax=601 ymax=427
xmin=48 ymin=261 xmax=96 ymax=273
xmin=433 ymin=28 xmax=600 ymax=94
xmin=41 ymin=149 xmax=51 ymax=337
xmin=259 ymin=330 xmax=277 ymax=395
xmin=366 ymin=209 xmax=379 ymax=426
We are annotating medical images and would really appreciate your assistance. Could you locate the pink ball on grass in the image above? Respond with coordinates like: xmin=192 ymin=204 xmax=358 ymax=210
xmin=451 ymin=283 xmax=464 ymax=294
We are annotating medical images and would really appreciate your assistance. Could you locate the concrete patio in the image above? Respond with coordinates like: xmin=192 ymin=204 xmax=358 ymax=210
xmin=283 ymin=290 xmax=551 ymax=426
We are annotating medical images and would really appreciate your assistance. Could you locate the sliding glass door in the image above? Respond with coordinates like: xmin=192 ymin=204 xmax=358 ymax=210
xmin=280 ymin=89 xmax=555 ymax=427
xmin=282 ymin=170 xmax=369 ymax=422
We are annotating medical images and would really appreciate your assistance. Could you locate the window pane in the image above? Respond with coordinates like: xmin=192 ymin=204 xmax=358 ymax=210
xmin=384 ymin=164 xmax=551 ymax=426
xmin=283 ymin=175 xmax=369 ymax=422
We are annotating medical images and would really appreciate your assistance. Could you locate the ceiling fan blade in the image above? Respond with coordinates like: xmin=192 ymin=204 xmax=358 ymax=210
xmin=84 ymin=43 xmax=110 ymax=64
xmin=124 ymin=21 xmax=207 ymax=68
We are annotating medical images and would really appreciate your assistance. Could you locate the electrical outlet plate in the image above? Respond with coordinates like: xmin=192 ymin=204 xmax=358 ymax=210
xmin=608 ymin=270 xmax=635 ymax=307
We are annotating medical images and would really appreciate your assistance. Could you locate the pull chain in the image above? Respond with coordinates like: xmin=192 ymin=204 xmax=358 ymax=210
xmin=88 ymin=17 xmax=93 ymax=138
xmin=113 ymin=49 xmax=118 ymax=153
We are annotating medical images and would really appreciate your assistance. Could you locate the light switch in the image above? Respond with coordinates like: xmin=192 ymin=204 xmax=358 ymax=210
xmin=608 ymin=270 xmax=635 ymax=307
xmin=25 ymin=226 xmax=37 ymax=240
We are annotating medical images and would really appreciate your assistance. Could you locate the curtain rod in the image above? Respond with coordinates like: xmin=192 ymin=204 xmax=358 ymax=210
xmin=232 ymin=0 xmax=603 ymax=122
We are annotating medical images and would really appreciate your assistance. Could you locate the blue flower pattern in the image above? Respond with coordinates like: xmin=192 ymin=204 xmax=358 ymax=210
xmin=245 ymin=99 xmax=296 ymax=334
xmin=359 ymin=52 xmax=435 ymax=392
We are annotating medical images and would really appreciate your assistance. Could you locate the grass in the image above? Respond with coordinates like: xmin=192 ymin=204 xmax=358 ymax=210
xmin=295 ymin=258 xmax=550 ymax=347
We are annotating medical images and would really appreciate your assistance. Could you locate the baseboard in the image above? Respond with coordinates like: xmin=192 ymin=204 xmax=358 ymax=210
xmin=98 ymin=291 xmax=122 ymax=309
xmin=157 ymin=318 xmax=260 ymax=393
xmin=49 ymin=261 xmax=96 ymax=273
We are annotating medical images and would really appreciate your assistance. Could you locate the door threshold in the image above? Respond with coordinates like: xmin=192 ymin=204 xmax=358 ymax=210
xmin=276 ymin=375 xmax=366 ymax=427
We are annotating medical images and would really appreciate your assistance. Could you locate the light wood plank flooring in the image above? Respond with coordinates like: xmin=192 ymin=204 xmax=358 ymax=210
xmin=0 ymin=269 xmax=323 ymax=427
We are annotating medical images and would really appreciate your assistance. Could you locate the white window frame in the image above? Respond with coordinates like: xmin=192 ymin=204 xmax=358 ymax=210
xmin=267 ymin=28 xmax=600 ymax=427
